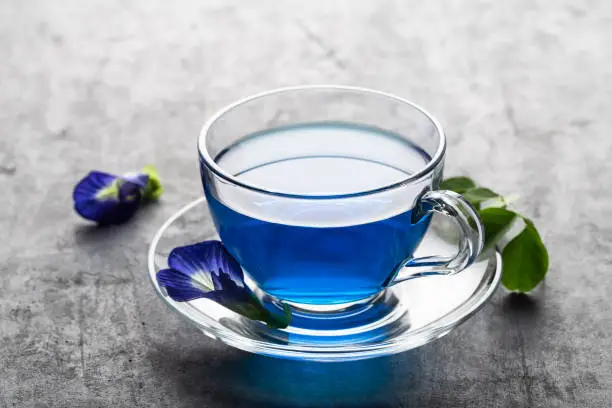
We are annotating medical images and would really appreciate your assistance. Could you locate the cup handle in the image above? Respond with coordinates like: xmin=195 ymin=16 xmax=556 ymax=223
xmin=391 ymin=190 xmax=485 ymax=283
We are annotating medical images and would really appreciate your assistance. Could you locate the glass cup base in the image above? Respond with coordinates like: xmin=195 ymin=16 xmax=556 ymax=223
xmin=273 ymin=290 xmax=402 ymax=332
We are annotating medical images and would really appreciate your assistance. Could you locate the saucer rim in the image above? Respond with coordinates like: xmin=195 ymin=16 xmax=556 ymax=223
xmin=148 ymin=197 xmax=502 ymax=361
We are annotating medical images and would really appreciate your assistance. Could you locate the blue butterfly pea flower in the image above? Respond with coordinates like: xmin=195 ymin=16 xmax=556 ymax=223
xmin=157 ymin=240 xmax=291 ymax=329
xmin=73 ymin=165 xmax=162 ymax=225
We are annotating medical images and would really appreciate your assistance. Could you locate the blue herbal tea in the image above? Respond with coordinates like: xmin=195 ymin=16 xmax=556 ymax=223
xmin=204 ymin=123 xmax=432 ymax=304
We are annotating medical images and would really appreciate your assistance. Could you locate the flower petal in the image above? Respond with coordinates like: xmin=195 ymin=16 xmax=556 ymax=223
xmin=167 ymin=241 xmax=244 ymax=291
xmin=211 ymin=267 xmax=242 ymax=292
xmin=73 ymin=171 xmax=142 ymax=225
xmin=121 ymin=172 xmax=149 ymax=189
xmin=117 ymin=179 xmax=144 ymax=203
xmin=157 ymin=240 xmax=292 ymax=328
xmin=76 ymin=198 xmax=141 ymax=225
xmin=73 ymin=171 xmax=117 ymax=202
xmin=157 ymin=268 xmax=214 ymax=302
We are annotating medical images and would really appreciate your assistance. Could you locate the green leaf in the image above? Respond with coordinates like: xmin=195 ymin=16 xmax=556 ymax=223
xmin=501 ymin=218 xmax=549 ymax=292
xmin=479 ymin=207 xmax=518 ymax=250
xmin=481 ymin=194 xmax=520 ymax=210
xmin=141 ymin=165 xmax=163 ymax=201
xmin=442 ymin=174 xmax=549 ymax=294
xmin=463 ymin=187 xmax=501 ymax=209
xmin=440 ymin=177 xmax=476 ymax=193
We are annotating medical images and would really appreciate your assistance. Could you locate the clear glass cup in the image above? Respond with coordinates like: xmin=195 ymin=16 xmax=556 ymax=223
xmin=198 ymin=85 xmax=484 ymax=312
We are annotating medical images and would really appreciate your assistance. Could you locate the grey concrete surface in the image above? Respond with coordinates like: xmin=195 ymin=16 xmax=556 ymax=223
xmin=1 ymin=1 xmax=611 ymax=407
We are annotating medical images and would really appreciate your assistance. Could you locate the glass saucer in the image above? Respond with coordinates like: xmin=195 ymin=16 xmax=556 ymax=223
xmin=148 ymin=198 xmax=502 ymax=362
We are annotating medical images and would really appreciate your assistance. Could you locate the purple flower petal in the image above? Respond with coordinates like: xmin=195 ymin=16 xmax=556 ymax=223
xmin=157 ymin=267 xmax=247 ymax=304
xmin=117 ymin=179 xmax=143 ymax=203
xmin=121 ymin=172 xmax=149 ymax=189
xmin=211 ymin=267 xmax=242 ymax=293
xmin=156 ymin=240 xmax=292 ymax=328
xmin=156 ymin=241 xmax=249 ymax=305
xmin=157 ymin=268 xmax=214 ymax=302
xmin=77 ymin=198 xmax=141 ymax=226
xmin=73 ymin=171 xmax=142 ymax=225
xmin=167 ymin=241 xmax=245 ymax=290
xmin=73 ymin=171 xmax=116 ymax=202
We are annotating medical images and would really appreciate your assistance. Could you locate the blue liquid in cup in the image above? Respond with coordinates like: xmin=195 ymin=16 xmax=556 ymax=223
xmin=204 ymin=123 xmax=432 ymax=305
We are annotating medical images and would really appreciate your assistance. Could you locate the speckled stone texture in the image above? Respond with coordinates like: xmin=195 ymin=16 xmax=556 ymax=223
xmin=1 ymin=1 xmax=611 ymax=407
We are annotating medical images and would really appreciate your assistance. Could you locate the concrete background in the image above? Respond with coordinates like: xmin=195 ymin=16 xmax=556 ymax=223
xmin=1 ymin=0 xmax=611 ymax=407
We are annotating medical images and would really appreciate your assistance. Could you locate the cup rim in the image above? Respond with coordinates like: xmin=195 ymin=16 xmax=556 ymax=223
xmin=198 ymin=85 xmax=446 ymax=199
